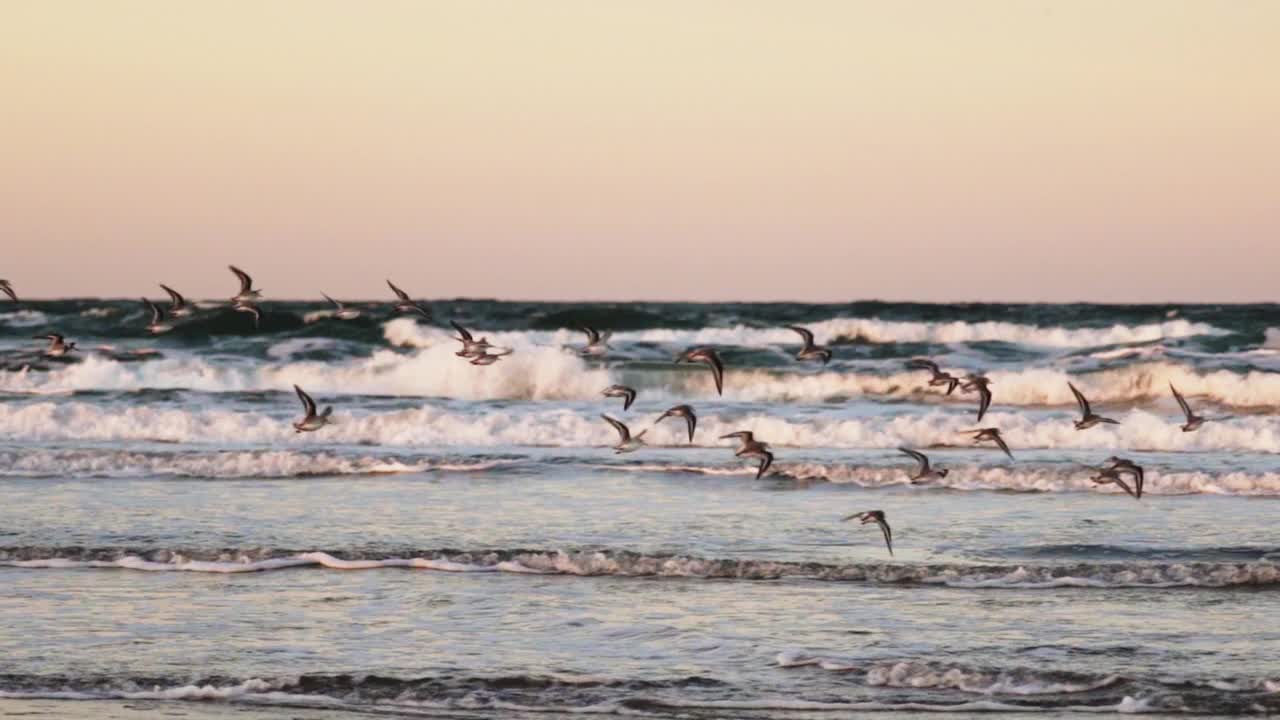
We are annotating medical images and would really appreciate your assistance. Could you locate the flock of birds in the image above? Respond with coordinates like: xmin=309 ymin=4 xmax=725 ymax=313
xmin=0 ymin=269 xmax=1220 ymax=558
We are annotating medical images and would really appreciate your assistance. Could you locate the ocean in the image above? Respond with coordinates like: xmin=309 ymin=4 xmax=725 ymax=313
xmin=1 ymin=299 xmax=1278 ymax=718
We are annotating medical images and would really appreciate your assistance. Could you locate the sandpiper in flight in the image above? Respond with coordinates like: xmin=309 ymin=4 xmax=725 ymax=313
xmin=961 ymin=374 xmax=993 ymax=422
xmin=159 ymin=284 xmax=194 ymax=317
xmin=899 ymin=447 xmax=949 ymax=484
xmin=579 ymin=326 xmax=613 ymax=356
xmin=141 ymin=298 xmax=174 ymax=335
xmin=34 ymin=333 xmax=76 ymax=357
xmin=786 ymin=325 xmax=832 ymax=364
xmin=906 ymin=358 xmax=960 ymax=395
xmin=387 ymin=280 xmax=430 ymax=317
xmin=962 ymin=427 xmax=1014 ymax=459
xmin=1169 ymin=383 xmax=1205 ymax=432
xmin=602 ymin=384 xmax=637 ymax=411
xmin=1069 ymin=382 xmax=1119 ymax=429
xmin=292 ymin=385 xmax=333 ymax=432
xmin=602 ymin=414 xmax=646 ymax=453
xmin=451 ymin=321 xmax=499 ymax=358
xmin=720 ymin=431 xmax=774 ymax=479
xmin=228 ymin=265 xmax=261 ymax=304
xmin=656 ymin=404 xmax=697 ymax=443
xmin=676 ymin=347 xmax=725 ymax=396
xmin=1101 ymin=456 xmax=1145 ymax=498
xmin=843 ymin=510 xmax=893 ymax=557
xmin=322 ymin=293 xmax=361 ymax=320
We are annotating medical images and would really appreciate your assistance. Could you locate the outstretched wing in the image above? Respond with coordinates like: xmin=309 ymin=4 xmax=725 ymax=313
xmin=705 ymin=351 xmax=725 ymax=396
xmin=898 ymin=447 xmax=929 ymax=474
xmin=684 ymin=411 xmax=697 ymax=443
xmin=875 ymin=516 xmax=894 ymax=556
xmin=386 ymin=279 xmax=411 ymax=301
xmin=160 ymin=283 xmax=185 ymax=306
xmin=1169 ymin=383 xmax=1193 ymax=421
xmin=755 ymin=451 xmax=773 ymax=479
xmin=787 ymin=325 xmax=815 ymax=346
xmin=294 ymin=384 xmax=317 ymax=416
xmin=907 ymin=358 xmax=940 ymax=373
xmin=142 ymin=298 xmax=162 ymax=324
xmin=450 ymin=320 xmax=474 ymax=343
xmin=976 ymin=386 xmax=992 ymax=422
xmin=0 ymin=282 xmax=16 ymax=302
xmin=992 ymin=431 xmax=1014 ymax=460
xmin=322 ymin=292 xmax=341 ymax=309
xmin=580 ymin=326 xmax=601 ymax=344
xmin=1068 ymin=382 xmax=1091 ymax=417
xmin=601 ymin=414 xmax=630 ymax=442
xmin=229 ymin=265 xmax=254 ymax=293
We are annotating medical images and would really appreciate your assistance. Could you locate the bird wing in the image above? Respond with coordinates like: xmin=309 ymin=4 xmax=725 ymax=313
xmin=581 ymin=326 xmax=601 ymax=343
xmin=704 ymin=351 xmax=725 ymax=396
xmin=1068 ymin=382 xmax=1091 ymax=417
xmin=976 ymin=386 xmax=992 ymax=422
xmin=755 ymin=451 xmax=773 ymax=479
xmin=622 ymin=387 xmax=636 ymax=411
xmin=450 ymin=320 xmax=474 ymax=343
xmin=386 ymin=279 xmax=411 ymax=301
xmin=992 ymin=432 xmax=1014 ymax=459
xmin=160 ymin=284 xmax=185 ymax=306
xmin=142 ymin=298 xmax=162 ymax=323
xmin=294 ymin=384 xmax=317 ymax=416
xmin=907 ymin=358 xmax=939 ymax=372
xmin=787 ymin=325 xmax=815 ymax=346
xmin=898 ymin=447 xmax=929 ymax=474
xmin=321 ymin=292 xmax=341 ymax=309
xmin=229 ymin=265 xmax=253 ymax=293
xmin=601 ymin=414 xmax=630 ymax=442
xmin=876 ymin=517 xmax=894 ymax=556
xmin=1170 ymin=383 xmax=1193 ymax=420
xmin=684 ymin=411 xmax=697 ymax=443
xmin=2 ymin=283 xmax=19 ymax=302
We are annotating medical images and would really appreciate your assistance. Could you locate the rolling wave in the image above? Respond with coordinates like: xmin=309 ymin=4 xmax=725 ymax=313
xmin=1 ymin=401 xmax=1277 ymax=455
xmin=4 ymin=546 xmax=1277 ymax=588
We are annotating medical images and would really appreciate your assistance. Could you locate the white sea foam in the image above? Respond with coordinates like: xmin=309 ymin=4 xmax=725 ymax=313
xmin=0 ymin=309 xmax=49 ymax=327
xmin=1 ymin=402 xmax=1279 ymax=456
xmin=778 ymin=653 xmax=1122 ymax=696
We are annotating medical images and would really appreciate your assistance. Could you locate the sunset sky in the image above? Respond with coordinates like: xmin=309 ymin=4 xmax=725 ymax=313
xmin=2 ymin=1 xmax=1277 ymax=302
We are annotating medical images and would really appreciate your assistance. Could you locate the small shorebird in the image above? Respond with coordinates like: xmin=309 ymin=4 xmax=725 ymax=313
xmin=228 ymin=265 xmax=261 ymax=304
xmin=961 ymin=427 xmax=1013 ymax=459
xmin=1101 ymin=456 xmax=1145 ymax=499
xmin=656 ymin=404 xmax=697 ymax=443
xmin=34 ymin=333 xmax=77 ymax=357
xmin=159 ymin=284 xmax=194 ymax=317
xmin=961 ymin=374 xmax=993 ymax=422
xmin=602 ymin=414 xmax=646 ymax=453
xmin=843 ymin=510 xmax=893 ymax=557
xmin=1090 ymin=467 xmax=1139 ymax=500
xmin=387 ymin=280 xmax=430 ymax=317
xmin=451 ymin=321 xmax=500 ymax=358
xmin=321 ymin=293 xmax=361 ymax=320
xmin=468 ymin=349 xmax=512 ymax=365
xmin=1169 ymin=383 xmax=1204 ymax=432
xmin=141 ymin=298 xmax=174 ymax=335
xmin=676 ymin=347 xmax=725 ymax=396
xmin=602 ymin=384 xmax=637 ymax=411
xmin=899 ymin=447 xmax=948 ymax=484
xmin=1068 ymin=382 xmax=1119 ymax=430
xmin=906 ymin=358 xmax=960 ymax=395
xmin=579 ymin=326 xmax=613 ymax=356
xmin=233 ymin=301 xmax=261 ymax=329
xmin=292 ymin=384 xmax=333 ymax=432
xmin=0 ymin=279 xmax=17 ymax=302
xmin=786 ymin=326 xmax=832 ymax=364
xmin=720 ymin=431 xmax=774 ymax=479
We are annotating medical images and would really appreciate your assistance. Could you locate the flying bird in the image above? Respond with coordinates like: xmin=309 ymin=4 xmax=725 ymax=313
xmin=602 ymin=384 xmax=637 ymax=411
xmin=292 ymin=385 xmax=333 ymax=432
xmin=961 ymin=374 xmax=993 ymax=422
xmin=1068 ymin=382 xmax=1119 ymax=430
xmin=899 ymin=447 xmax=948 ymax=484
xmin=676 ymin=347 xmax=725 ymax=396
xmin=159 ymin=284 xmax=194 ymax=317
xmin=228 ymin=265 xmax=261 ymax=304
xmin=1090 ymin=467 xmax=1139 ymax=500
xmin=1169 ymin=383 xmax=1204 ymax=432
xmin=451 ymin=321 xmax=500 ymax=358
xmin=322 ymin=293 xmax=361 ymax=320
xmin=1101 ymin=456 xmax=1145 ymax=499
xmin=961 ymin=427 xmax=1013 ymax=460
xmin=33 ymin=333 xmax=77 ymax=357
xmin=578 ymin=326 xmax=613 ymax=356
xmin=141 ymin=298 xmax=173 ymax=335
xmin=656 ymin=404 xmax=697 ymax=443
xmin=843 ymin=510 xmax=893 ymax=557
xmin=720 ymin=431 xmax=774 ymax=479
xmin=387 ymin=280 xmax=430 ymax=317
xmin=602 ymin=414 xmax=646 ymax=453
xmin=786 ymin=325 xmax=832 ymax=364
xmin=0 ymin=279 xmax=17 ymax=302
xmin=906 ymin=358 xmax=960 ymax=395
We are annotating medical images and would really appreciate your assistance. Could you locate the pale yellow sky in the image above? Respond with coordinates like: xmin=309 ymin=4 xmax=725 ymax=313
xmin=1 ymin=1 xmax=1277 ymax=302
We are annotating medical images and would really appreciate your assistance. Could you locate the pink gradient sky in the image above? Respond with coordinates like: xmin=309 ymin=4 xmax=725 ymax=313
xmin=2 ymin=1 xmax=1277 ymax=302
